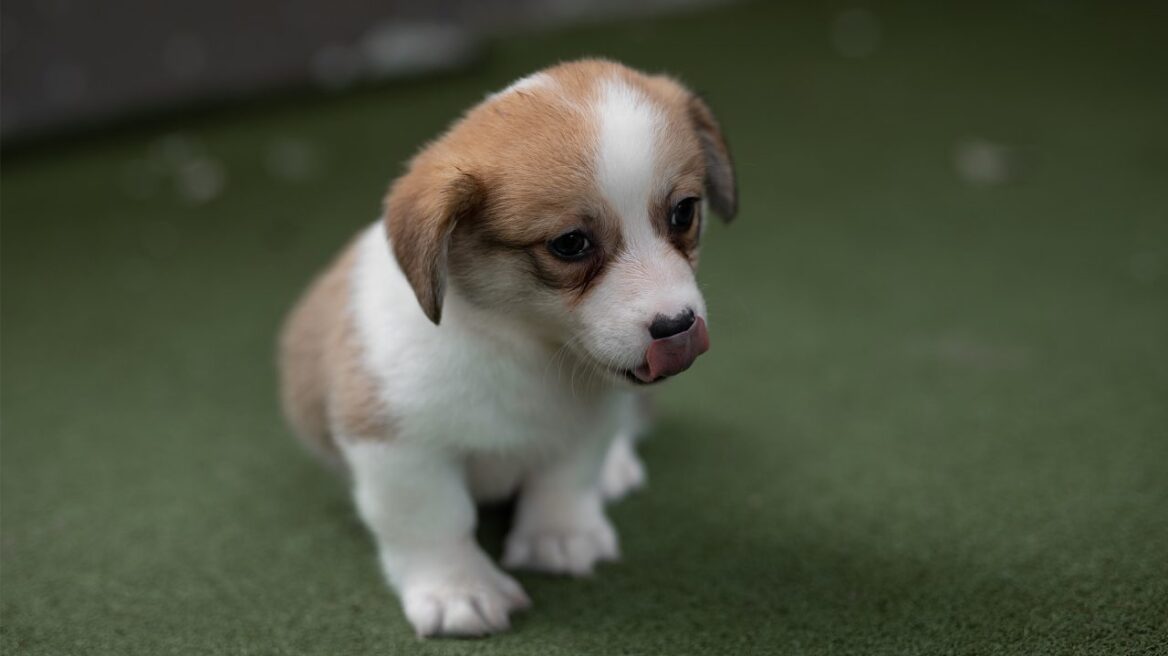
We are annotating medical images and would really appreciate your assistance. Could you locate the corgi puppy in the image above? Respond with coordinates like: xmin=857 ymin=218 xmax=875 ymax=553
xmin=278 ymin=59 xmax=736 ymax=638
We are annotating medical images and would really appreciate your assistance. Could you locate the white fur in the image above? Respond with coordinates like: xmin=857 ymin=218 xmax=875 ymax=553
xmin=600 ymin=432 xmax=647 ymax=501
xmin=487 ymin=72 xmax=553 ymax=100
xmin=596 ymin=79 xmax=663 ymax=227
xmin=341 ymin=439 xmax=530 ymax=637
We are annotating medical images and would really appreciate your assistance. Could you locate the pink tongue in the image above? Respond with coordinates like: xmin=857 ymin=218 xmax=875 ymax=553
xmin=633 ymin=317 xmax=710 ymax=383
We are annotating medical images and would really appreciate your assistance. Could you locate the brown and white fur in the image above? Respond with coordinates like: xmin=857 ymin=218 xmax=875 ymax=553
xmin=278 ymin=59 xmax=736 ymax=638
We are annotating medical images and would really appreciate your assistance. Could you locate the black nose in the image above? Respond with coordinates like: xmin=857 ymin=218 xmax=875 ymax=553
xmin=649 ymin=308 xmax=696 ymax=339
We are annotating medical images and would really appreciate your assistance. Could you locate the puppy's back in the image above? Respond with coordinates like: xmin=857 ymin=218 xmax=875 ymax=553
xmin=278 ymin=235 xmax=362 ymax=467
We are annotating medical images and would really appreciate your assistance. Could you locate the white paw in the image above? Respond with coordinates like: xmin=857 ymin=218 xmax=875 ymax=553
xmin=600 ymin=436 xmax=647 ymax=502
xmin=391 ymin=549 xmax=530 ymax=638
xmin=503 ymin=509 xmax=619 ymax=576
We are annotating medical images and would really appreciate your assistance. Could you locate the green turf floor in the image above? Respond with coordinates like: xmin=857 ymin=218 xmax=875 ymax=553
xmin=3 ymin=2 xmax=1167 ymax=654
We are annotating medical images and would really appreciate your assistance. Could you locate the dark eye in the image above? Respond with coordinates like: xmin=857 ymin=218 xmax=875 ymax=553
xmin=548 ymin=230 xmax=592 ymax=260
xmin=670 ymin=197 xmax=699 ymax=230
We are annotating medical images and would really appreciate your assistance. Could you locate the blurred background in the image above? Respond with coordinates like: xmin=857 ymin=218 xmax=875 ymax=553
xmin=2 ymin=1 xmax=1166 ymax=655
xmin=1 ymin=0 xmax=726 ymax=140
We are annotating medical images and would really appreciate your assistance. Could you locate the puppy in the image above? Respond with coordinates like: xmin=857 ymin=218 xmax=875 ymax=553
xmin=278 ymin=59 xmax=736 ymax=638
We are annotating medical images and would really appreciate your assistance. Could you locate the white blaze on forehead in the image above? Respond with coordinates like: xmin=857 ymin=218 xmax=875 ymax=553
xmin=595 ymin=78 xmax=665 ymax=248
xmin=487 ymin=72 xmax=553 ymax=99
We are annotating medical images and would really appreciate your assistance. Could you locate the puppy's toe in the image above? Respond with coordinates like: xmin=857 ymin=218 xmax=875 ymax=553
xmin=403 ymin=595 xmax=443 ymax=638
xmin=400 ymin=565 xmax=529 ymax=638
xmin=503 ymin=522 xmax=620 ymax=576
xmin=440 ymin=597 xmax=500 ymax=636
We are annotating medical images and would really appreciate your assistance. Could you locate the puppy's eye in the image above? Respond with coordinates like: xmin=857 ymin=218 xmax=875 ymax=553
xmin=548 ymin=230 xmax=592 ymax=260
xmin=670 ymin=197 xmax=699 ymax=230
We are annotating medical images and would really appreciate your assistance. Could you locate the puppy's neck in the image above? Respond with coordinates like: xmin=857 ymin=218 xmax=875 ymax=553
xmin=441 ymin=283 xmax=556 ymax=351
xmin=441 ymin=284 xmax=620 ymax=394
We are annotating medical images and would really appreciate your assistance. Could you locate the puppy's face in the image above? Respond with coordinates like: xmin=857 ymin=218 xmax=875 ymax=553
xmin=387 ymin=60 xmax=736 ymax=386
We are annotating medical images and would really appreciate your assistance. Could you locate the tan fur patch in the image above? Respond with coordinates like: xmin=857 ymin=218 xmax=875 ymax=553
xmin=278 ymin=236 xmax=388 ymax=465
xmin=383 ymin=60 xmax=631 ymax=321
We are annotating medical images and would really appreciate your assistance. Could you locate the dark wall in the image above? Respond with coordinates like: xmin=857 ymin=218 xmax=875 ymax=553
xmin=0 ymin=0 xmax=728 ymax=140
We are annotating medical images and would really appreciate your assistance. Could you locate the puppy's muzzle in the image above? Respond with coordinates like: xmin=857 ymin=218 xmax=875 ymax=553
xmin=632 ymin=315 xmax=710 ymax=384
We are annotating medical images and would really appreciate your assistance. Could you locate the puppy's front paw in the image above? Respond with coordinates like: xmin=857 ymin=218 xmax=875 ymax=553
xmin=503 ymin=508 xmax=619 ymax=576
xmin=393 ymin=551 xmax=530 ymax=638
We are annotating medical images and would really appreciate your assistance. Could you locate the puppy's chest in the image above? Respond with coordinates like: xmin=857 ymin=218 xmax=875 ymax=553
xmin=351 ymin=223 xmax=626 ymax=451
xmin=384 ymin=336 xmax=622 ymax=451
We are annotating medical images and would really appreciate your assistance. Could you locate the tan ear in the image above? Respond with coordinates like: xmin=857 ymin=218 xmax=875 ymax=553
xmin=383 ymin=166 xmax=482 ymax=324
xmin=688 ymin=95 xmax=738 ymax=222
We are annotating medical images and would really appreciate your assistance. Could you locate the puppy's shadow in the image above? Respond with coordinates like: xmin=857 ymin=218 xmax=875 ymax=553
xmin=476 ymin=501 xmax=518 ymax=559
xmin=488 ymin=413 xmax=1047 ymax=648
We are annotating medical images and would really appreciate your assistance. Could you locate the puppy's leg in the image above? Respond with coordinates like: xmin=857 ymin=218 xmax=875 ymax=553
xmin=503 ymin=432 xmax=619 ymax=576
xmin=600 ymin=432 xmax=646 ymax=502
xmin=342 ymin=439 xmax=530 ymax=638
xmin=601 ymin=393 xmax=651 ymax=502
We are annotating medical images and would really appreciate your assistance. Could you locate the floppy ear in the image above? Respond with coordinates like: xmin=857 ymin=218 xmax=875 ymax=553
xmin=383 ymin=165 xmax=482 ymax=324
xmin=688 ymin=95 xmax=738 ymax=222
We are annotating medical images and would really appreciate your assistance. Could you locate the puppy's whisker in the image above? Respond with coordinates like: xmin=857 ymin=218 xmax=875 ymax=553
xmin=543 ymin=331 xmax=587 ymax=387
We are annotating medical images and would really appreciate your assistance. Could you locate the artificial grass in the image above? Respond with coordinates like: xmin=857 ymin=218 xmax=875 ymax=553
xmin=2 ymin=2 xmax=1166 ymax=654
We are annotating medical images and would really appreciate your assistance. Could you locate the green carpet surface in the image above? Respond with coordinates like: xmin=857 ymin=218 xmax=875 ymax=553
xmin=3 ymin=2 xmax=1166 ymax=654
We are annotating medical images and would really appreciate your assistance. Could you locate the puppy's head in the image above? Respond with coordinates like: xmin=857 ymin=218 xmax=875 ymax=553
xmin=385 ymin=60 xmax=736 ymax=386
